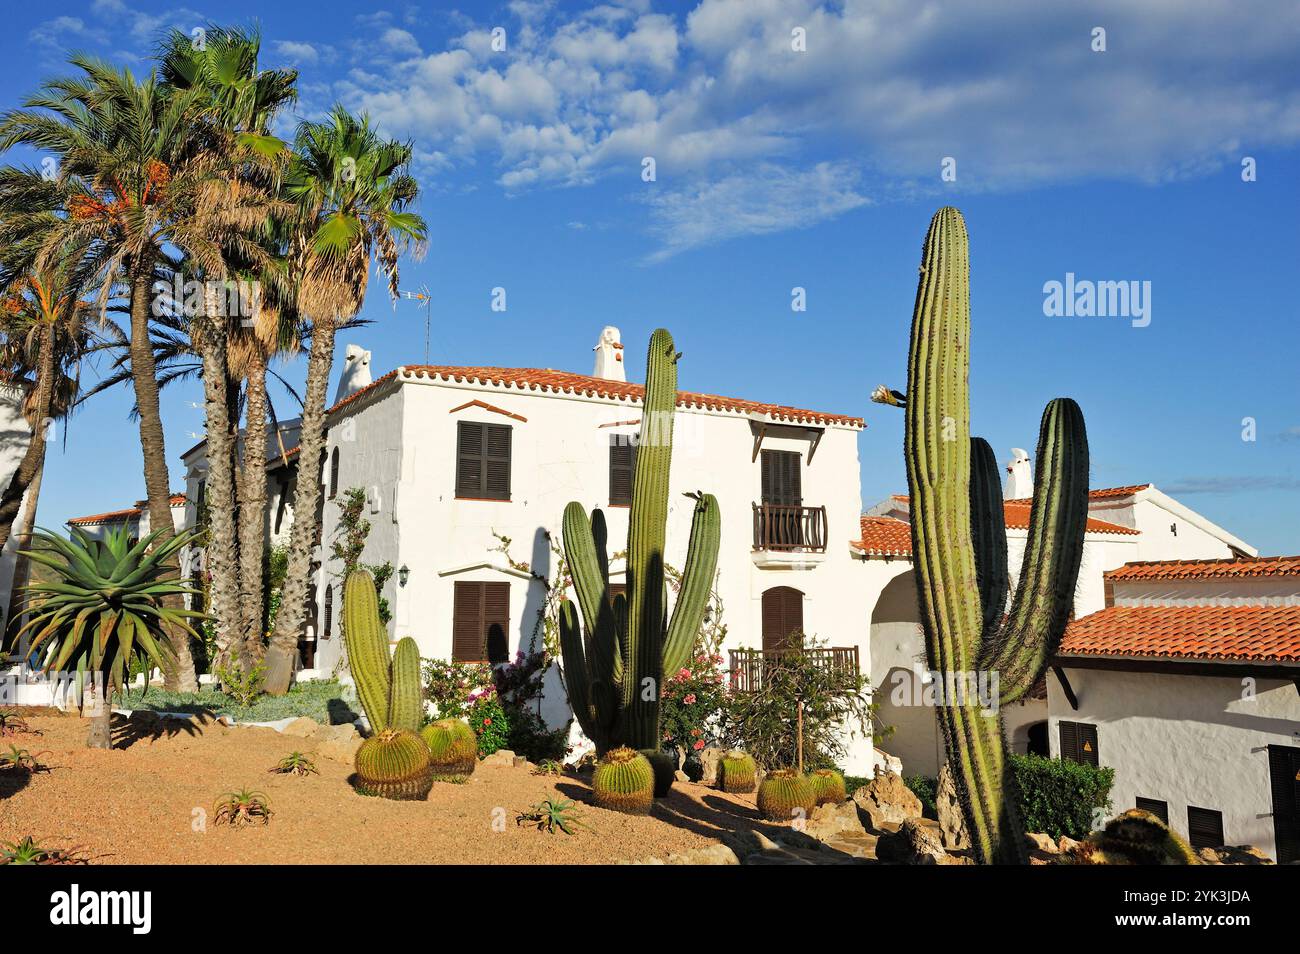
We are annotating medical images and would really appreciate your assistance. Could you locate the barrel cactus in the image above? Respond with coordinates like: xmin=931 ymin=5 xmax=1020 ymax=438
xmin=354 ymin=729 xmax=433 ymax=800
xmin=421 ymin=718 xmax=479 ymax=780
xmin=343 ymin=570 xmax=423 ymax=734
xmin=808 ymin=768 xmax=846 ymax=806
xmin=717 ymin=752 xmax=756 ymax=793
xmin=592 ymin=746 xmax=655 ymax=815
xmin=757 ymin=769 xmax=816 ymax=822
xmin=872 ymin=207 xmax=1090 ymax=864
xmin=638 ymin=748 xmax=676 ymax=798
xmin=558 ymin=329 xmax=722 ymax=755
xmin=1092 ymin=809 xmax=1200 ymax=865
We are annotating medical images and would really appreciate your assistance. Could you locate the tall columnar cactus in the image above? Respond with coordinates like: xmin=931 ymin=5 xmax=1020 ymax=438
xmin=558 ymin=329 xmax=721 ymax=754
xmin=875 ymin=207 xmax=1089 ymax=864
xmin=343 ymin=570 xmax=422 ymax=733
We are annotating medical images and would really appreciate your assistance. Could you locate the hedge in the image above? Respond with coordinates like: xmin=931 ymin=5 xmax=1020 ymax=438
xmin=1008 ymin=752 xmax=1114 ymax=840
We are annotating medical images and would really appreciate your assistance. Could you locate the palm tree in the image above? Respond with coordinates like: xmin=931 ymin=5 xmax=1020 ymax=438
xmin=262 ymin=107 xmax=426 ymax=694
xmin=11 ymin=525 xmax=203 ymax=748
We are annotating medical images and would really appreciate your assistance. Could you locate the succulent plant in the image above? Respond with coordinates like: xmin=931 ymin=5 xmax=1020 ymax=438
xmin=638 ymin=748 xmax=676 ymax=798
xmin=558 ymin=329 xmax=721 ymax=754
xmin=270 ymin=751 xmax=319 ymax=777
xmin=354 ymin=729 xmax=433 ymax=800
xmin=757 ymin=769 xmax=816 ymax=822
xmin=516 ymin=797 xmax=589 ymax=835
xmin=0 ymin=836 xmax=89 ymax=865
xmin=421 ymin=718 xmax=479 ymax=780
xmin=212 ymin=789 xmax=273 ymax=827
xmin=591 ymin=746 xmax=655 ymax=815
xmin=1091 ymin=809 xmax=1200 ymax=865
xmin=808 ymin=768 xmax=846 ymax=806
xmin=875 ymin=207 xmax=1090 ymax=864
xmin=0 ymin=710 xmax=36 ymax=737
xmin=343 ymin=570 xmax=423 ymax=734
xmin=717 ymin=752 xmax=756 ymax=793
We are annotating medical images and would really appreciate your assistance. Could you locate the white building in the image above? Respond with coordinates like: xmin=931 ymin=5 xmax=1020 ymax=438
xmin=1049 ymin=555 xmax=1300 ymax=861
xmin=858 ymin=480 xmax=1257 ymax=779
xmin=0 ymin=373 xmax=35 ymax=623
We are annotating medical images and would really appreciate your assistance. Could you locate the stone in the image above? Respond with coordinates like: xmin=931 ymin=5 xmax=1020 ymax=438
xmin=806 ymin=800 xmax=865 ymax=843
xmin=875 ymin=818 xmax=949 ymax=865
xmin=311 ymin=723 xmax=359 ymax=744
xmin=1198 ymin=845 xmax=1274 ymax=865
xmin=697 ymin=747 xmax=725 ymax=785
xmin=479 ymin=749 xmax=517 ymax=767
xmin=317 ymin=736 xmax=362 ymax=763
xmin=281 ymin=717 xmax=319 ymax=738
xmin=1057 ymin=835 xmax=1080 ymax=854
xmin=513 ymin=756 xmax=532 ymax=769
xmin=674 ymin=770 xmax=690 ymax=783
xmin=935 ymin=762 xmax=971 ymax=850
xmin=666 ymin=844 xmax=740 ymax=866
xmin=1025 ymin=832 xmax=1059 ymax=854
xmin=852 ymin=770 xmax=923 ymax=832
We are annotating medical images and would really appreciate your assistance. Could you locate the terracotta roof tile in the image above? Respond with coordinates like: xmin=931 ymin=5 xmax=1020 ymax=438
xmin=854 ymin=503 xmax=1136 ymax=556
xmin=1008 ymin=484 xmax=1151 ymax=505
xmin=1106 ymin=555 xmax=1300 ymax=582
xmin=328 ymin=366 xmax=863 ymax=428
xmin=1002 ymin=502 xmax=1138 ymax=536
xmin=68 ymin=493 xmax=187 ymax=527
xmin=1060 ymin=604 xmax=1300 ymax=664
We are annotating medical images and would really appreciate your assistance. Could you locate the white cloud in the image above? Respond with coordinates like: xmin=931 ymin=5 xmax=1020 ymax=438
xmin=379 ymin=28 xmax=422 ymax=57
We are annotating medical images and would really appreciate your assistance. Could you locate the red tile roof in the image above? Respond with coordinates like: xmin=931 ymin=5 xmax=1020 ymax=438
xmin=67 ymin=493 xmax=187 ymax=527
xmin=1008 ymin=484 xmax=1151 ymax=505
xmin=1106 ymin=555 xmax=1300 ymax=582
xmin=1060 ymin=604 xmax=1300 ymax=664
xmin=329 ymin=366 xmax=863 ymax=428
xmin=854 ymin=503 xmax=1137 ymax=556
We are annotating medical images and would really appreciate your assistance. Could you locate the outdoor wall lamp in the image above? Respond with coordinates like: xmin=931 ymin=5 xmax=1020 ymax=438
xmin=398 ymin=565 xmax=410 ymax=587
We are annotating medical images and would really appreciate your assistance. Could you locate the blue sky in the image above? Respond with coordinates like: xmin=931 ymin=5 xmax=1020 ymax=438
xmin=3 ymin=0 xmax=1298 ymax=553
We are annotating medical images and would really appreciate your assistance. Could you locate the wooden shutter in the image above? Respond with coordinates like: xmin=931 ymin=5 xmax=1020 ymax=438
xmin=1136 ymin=797 xmax=1169 ymax=824
xmin=761 ymin=586 xmax=804 ymax=653
xmin=1059 ymin=720 xmax=1098 ymax=766
xmin=1187 ymin=806 xmax=1224 ymax=851
xmin=456 ymin=421 xmax=512 ymax=500
xmin=608 ymin=583 xmax=627 ymax=605
xmin=760 ymin=450 xmax=802 ymax=505
xmin=609 ymin=437 xmax=637 ymax=506
xmin=1267 ymin=745 xmax=1300 ymax=863
xmin=329 ymin=447 xmax=340 ymax=499
xmin=452 ymin=581 xmax=511 ymax=663
xmin=322 ymin=585 xmax=333 ymax=641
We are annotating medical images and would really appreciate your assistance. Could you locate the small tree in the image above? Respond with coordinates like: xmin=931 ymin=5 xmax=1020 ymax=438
xmin=11 ymin=526 xmax=205 ymax=748
xmin=331 ymin=488 xmax=393 ymax=623
xmin=723 ymin=634 xmax=878 ymax=772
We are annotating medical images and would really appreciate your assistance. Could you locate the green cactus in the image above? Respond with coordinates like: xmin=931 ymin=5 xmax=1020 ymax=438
xmin=638 ymin=748 xmax=676 ymax=799
xmin=343 ymin=570 xmax=423 ymax=736
xmin=354 ymin=729 xmax=433 ymax=800
xmin=757 ymin=769 xmax=816 ymax=822
xmin=421 ymin=718 xmax=479 ymax=780
xmin=558 ymin=329 xmax=721 ymax=756
xmin=808 ymin=768 xmax=846 ymax=806
xmin=717 ymin=752 xmax=756 ymax=793
xmin=1096 ymin=809 xmax=1200 ymax=865
xmin=592 ymin=746 xmax=655 ymax=815
xmin=874 ymin=207 xmax=1090 ymax=864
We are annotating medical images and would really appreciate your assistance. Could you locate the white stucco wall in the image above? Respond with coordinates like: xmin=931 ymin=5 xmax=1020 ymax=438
xmin=0 ymin=381 xmax=33 ymax=619
xmin=1047 ymin=666 xmax=1300 ymax=858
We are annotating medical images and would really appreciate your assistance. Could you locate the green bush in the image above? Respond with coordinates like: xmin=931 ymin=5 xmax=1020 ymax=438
xmin=117 ymin=679 xmax=359 ymax=725
xmin=904 ymin=774 xmax=938 ymax=819
xmin=1008 ymin=752 xmax=1114 ymax=840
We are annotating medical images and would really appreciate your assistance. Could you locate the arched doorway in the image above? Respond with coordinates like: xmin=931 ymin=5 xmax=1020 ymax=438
xmin=761 ymin=586 xmax=804 ymax=653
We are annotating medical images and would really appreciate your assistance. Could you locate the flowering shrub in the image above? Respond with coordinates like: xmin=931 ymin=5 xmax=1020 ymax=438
xmin=660 ymin=652 xmax=728 ymax=757
xmin=422 ymin=659 xmax=495 ymax=720
xmin=469 ymin=692 xmax=511 ymax=756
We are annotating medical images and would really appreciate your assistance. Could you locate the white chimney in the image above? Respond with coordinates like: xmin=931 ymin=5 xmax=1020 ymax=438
xmin=1004 ymin=447 xmax=1032 ymax=500
xmin=334 ymin=344 xmax=373 ymax=404
xmin=592 ymin=326 xmax=625 ymax=381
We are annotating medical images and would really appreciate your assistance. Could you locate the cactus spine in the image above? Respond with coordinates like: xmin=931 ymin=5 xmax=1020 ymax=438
xmin=354 ymin=729 xmax=433 ymax=800
xmin=558 ymin=329 xmax=721 ymax=755
xmin=890 ymin=207 xmax=1090 ymax=864
xmin=591 ymin=746 xmax=655 ymax=815
xmin=808 ymin=768 xmax=846 ymax=806
xmin=757 ymin=769 xmax=816 ymax=822
xmin=343 ymin=570 xmax=423 ymax=735
xmin=717 ymin=752 xmax=756 ymax=793
xmin=421 ymin=718 xmax=478 ymax=780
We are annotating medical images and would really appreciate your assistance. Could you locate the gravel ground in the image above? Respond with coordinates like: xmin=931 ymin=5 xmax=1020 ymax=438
xmin=0 ymin=713 xmax=766 ymax=865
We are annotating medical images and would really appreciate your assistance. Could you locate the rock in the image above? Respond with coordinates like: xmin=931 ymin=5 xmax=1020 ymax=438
xmin=1198 ymin=845 xmax=1274 ymax=865
xmin=480 ymin=749 xmax=516 ymax=767
xmin=697 ymin=747 xmax=725 ymax=785
xmin=1025 ymin=832 xmax=1059 ymax=854
xmin=806 ymin=800 xmax=865 ymax=843
xmin=873 ymin=748 xmax=903 ymax=776
xmin=936 ymin=762 xmax=971 ymax=850
xmin=311 ymin=723 xmax=359 ymax=744
xmin=316 ymin=736 xmax=361 ymax=763
xmin=281 ymin=716 xmax=319 ymax=738
xmin=1058 ymin=835 xmax=1080 ymax=855
xmin=513 ymin=756 xmax=534 ymax=770
xmin=876 ymin=818 xmax=949 ymax=865
xmin=752 ymin=830 xmax=785 ymax=853
xmin=674 ymin=770 xmax=690 ymax=783
xmin=852 ymin=771 xmax=923 ymax=833
xmin=666 ymin=844 xmax=739 ymax=866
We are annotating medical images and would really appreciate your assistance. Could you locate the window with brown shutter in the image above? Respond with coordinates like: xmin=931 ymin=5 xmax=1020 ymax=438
xmin=329 ymin=447 xmax=340 ymax=499
xmin=761 ymin=586 xmax=804 ymax=654
xmin=322 ymin=585 xmax=333 ymax=641
xmin=456 ymin=421 xmax=512 ymax=500
xmin=452 ymin=581 xmax=511 ymax=663
xmin=760 ymin=449 xmax=802 ymax=505
xmin=1267 ymin=744 xmax=1300 ymax=863
xmin=1136 ymin=797 xmax=1169 ymax=824
xmin=1187 ymin=806 xmax=1224 ymax=851
xmin=1059 ymin=720 xmax=1099 ymax=766
xmin=609 ymin=436 xmax=637 ymax=506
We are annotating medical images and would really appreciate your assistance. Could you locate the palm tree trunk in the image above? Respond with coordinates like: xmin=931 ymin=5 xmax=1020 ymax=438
xmin=197 ymin=309 xmax=241 ymax=674
xmin=4 ymin=445 xmax=45 ymax=633
xmin=0 ymin=323 xmax=54 ymax=549
xmin=263 ymin=320 xmax=336 ymax=695
xmin=129 ymin=266 xmax=198 ymax=692
xmin=85 ymin=675 xmax=112 ymax=750
xmin=237 ymin=348 xmax=271 ymax=659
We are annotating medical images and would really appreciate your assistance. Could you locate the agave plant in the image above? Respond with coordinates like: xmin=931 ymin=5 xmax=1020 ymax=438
xmin=0 ymin=710 xmax=37 ymax=737
xmin=10 ymin=525 xmax=206 ymax=749
xmin=213 ymin=788 xmax=273 ymax=827
xmin=516 ymin=798 xmax=589 ymax=836
xmin=0 ymin=836 xmax=89 ymax=865
xmin=270 ymin=751 xmax=319 ymax=777
xmin=0 ymin=745 xmax=51 ymax=773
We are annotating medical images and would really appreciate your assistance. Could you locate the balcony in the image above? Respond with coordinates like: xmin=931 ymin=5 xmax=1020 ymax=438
xmin=728 ymin=646 xmax=861 ymax=693
xmin=751 ymin=502 xmax=828 ymax=568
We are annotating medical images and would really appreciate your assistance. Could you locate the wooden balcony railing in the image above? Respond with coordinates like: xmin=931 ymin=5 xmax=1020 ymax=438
xmin=728 ymin=646 xmax=860 ymax=693
xmin=752 ymin=503 xmax=828 ymax=552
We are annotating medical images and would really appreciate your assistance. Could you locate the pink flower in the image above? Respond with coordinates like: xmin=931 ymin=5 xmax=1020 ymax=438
xmin=693 ymin=740 xmax=705 ymax=751
xmin=676 ymin=668 xmax=691 ymax=681
xmin=683 ymin=693 xmax=696 ymax=705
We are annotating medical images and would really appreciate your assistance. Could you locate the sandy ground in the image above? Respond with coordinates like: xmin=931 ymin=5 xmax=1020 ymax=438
xmin=0 ymin=712 xmax=780 ymax=865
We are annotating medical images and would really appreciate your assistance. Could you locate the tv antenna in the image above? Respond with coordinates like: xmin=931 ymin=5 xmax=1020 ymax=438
xmin=400 ymin=285 xmax=433 ymax=364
